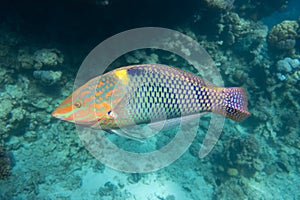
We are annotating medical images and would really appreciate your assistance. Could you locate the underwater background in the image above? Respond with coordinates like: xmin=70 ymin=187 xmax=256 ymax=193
xmin=0 ymin=0 xmax=300 ymax=199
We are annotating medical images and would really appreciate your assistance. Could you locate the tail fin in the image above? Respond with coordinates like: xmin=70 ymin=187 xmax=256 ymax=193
xmin=213 ymin=87 xmax=250 ymax=121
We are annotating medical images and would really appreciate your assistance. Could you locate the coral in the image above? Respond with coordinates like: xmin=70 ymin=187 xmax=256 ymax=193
xmin=0 ymin=94 xmax=15 ymax=143
xmin=204 ymin=0 xmax=235 ymax=10
xmin=0 ymin=96 xmax=13 ymax=120
xmin=212 ymin=135 xmax=261 ymax=179
xmin=125 ymin=50 xmax=159 ymax=64
xmin=33 ymin=70 xmax=62 ymax=86
xmin=216 ymin=12 xmax=270 ymax=87
xmin=268 ymin=20 xmax=300 ymax=50
xmin=17 ymin=48 xmax=64 ymax=70
xmin=17 ymin=49 xmax=34 ymax=69
xmin=218 ymin=12 xmax=268 ymax=50
xmin=0 ymin=75 xmax=44 ymax=143
xmin=276 ymin=57 xmax=300 ymax=73
xmin=227 ymin=136 xmax=260 ymax=171
xmin=33 ymin=49 xmax=64 ymax=69
xmin=277 ymin=59 xmax=293 ymax=73
xmin=62 ymin=174 xmax=82 ymax=190
xmin=127 ymin=173 xmax=141 ymax=184
xmin=233 ymin=0 xmax=287 ymax=20
xmin=214 ymin=178 xmax=247 ymax=199
xmin=218 ymin=12 xmax=250 ymax=45
xmin=227 ymin=168 xmax=239 ymax=176
xmin=271 ymin=56 xmax=300 ymax=87
xmin=97 ymin=181 xmax=134 ymax=199
xmin=99 ymin=181 xmax=118 ymax=196
xmin=0 ymin=146 xmax=12 ymax=180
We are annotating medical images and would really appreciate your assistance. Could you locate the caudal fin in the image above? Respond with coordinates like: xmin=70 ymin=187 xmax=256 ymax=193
xmin=213 ymin=87 xmax=250 ymax=121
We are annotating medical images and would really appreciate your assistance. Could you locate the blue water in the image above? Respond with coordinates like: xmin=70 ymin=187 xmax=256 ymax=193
xmin=0 ymin=0 xmax=300 ymax=199
xmin=262 ymin=0 xmax=300 ymax=27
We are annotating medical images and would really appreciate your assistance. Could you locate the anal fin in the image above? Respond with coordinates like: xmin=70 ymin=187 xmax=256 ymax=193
xmin=107 ymin=129 xmax=145 ymax=143
xmin=148 ymin=112 xmax=208 ymax=131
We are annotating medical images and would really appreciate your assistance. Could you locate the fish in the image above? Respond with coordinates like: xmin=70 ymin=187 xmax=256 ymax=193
xmin=52 ymin=64 xmax=250 ymax=133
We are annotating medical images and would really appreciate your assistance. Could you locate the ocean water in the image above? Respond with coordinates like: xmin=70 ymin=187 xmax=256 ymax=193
xmin=0 ymin=0 xmax=300 ymax=199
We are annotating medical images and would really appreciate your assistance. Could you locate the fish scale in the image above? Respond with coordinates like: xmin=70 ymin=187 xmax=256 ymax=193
xmin=111 ymin=65 xmax=226 ymax=127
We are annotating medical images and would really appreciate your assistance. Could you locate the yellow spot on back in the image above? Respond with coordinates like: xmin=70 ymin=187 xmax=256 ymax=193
xmin=115 ymin=69 xmax=129 ymax=84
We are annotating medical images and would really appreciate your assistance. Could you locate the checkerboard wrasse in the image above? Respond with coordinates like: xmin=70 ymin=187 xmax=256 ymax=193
xmin=52 ymin=64 xmax=250 ymax=131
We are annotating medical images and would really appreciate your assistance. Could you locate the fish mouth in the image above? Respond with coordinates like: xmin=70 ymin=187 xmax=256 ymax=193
xmin=51 ymin=111 xmax=64 ymax=120
xmin=51 ymin=110 xmax=59 ymax=118
xmin=51 ymin=108 xmax=69 ymax=120
xmin=52 ymin=110 xmax=100 ymax=126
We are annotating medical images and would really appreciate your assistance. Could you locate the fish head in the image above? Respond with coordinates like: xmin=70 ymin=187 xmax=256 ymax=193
xmin=52 ymin=87 xmax=98 ymax=126
xmin=52 ymin=75 xmax=121 ymax=128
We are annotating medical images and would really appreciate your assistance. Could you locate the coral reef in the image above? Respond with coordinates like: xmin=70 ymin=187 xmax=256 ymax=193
xmin=33 ymin=49 xmax=64 ymax=69
xmin=0 ymin=146 xmax=12 ymax=180
xmin=218 ymin=12 xmax=268 ymax=52
xmin=17 ymin=48 xmax=64 ymax=70
xmin=233 ymin=0 xmax=288 ymax=20
xmin=204 ymin=0 xmax=235 ymax=10
xmin=211 ymin=135 xmax=261 ymax=180
xmin=0 ymin=85 xmax=26 ymax=143
xmin=218 ymin=12 xmax=252 ymax=46
xmin=212 ymin=11 xmax=270 ymax=90
xmin=33 ymin=70 xmax=62 ymax=85
xmin=276 ymin=57 xmax=300 ymax=73
xmin=275 ymin=57 xmax=300 ymax=80
xmin=226 ymin=136 xmax=261 ymax=177
xmin=214 ymin=178 xmax=247 ymax=199
xmin=203 ymin=0 xmax=288 ymax=21
xmin=268 ymin=20 xmax=300 ymax=51
xmin=98 ymin=181 xmax=135 ymax=200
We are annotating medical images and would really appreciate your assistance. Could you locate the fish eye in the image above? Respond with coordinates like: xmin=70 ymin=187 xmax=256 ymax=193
xmin=74 ymin=102 xmax=81 ymax=108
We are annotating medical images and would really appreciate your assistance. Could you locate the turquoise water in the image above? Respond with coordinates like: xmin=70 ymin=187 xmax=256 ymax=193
xmin=1 ymin=0 xmax=300 ymax=199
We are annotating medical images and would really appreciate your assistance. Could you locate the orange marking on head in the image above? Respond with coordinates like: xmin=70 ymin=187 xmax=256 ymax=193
xmin=52 ymin=94 xmax=73 ymax=118
xmin=102 ymin=102 xmax=110 ymax=111
xmin=94 ymin=103 xmax=104 ymax=110
xmin=52 ymin=104 xmax=73 ymax=119
xmin=79 ymin=90 xmax=91 ymax=98
xmin=53 ymin=73 xmax=122 ymax=127
xmin=83 ymin=95 xmax=94 ymax=105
